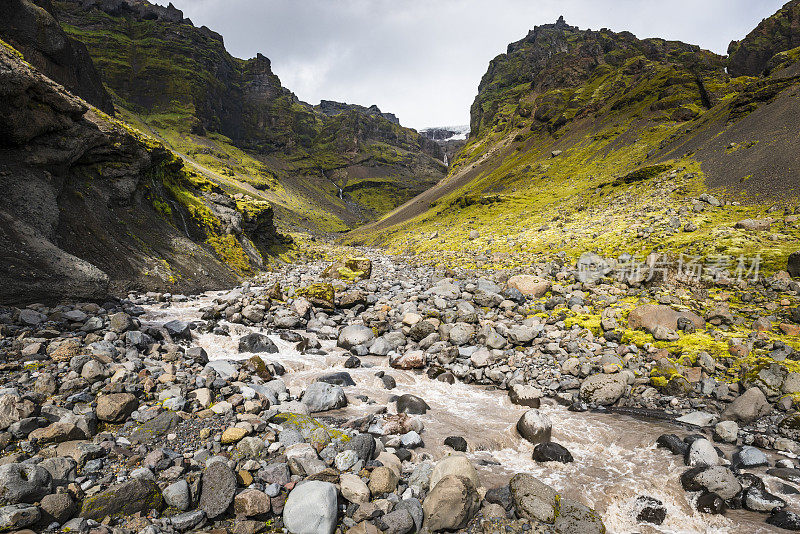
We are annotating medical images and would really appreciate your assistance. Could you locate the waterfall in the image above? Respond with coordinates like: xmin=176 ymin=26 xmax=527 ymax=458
xmin=443 ymin=152 xmax=448 ymax=166
xmin=338 ymin=188 xmax=343 ymax=199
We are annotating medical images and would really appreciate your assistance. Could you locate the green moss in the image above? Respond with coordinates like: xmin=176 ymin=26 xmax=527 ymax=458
xmin=296 ymin=283 xmax=335 ymax=302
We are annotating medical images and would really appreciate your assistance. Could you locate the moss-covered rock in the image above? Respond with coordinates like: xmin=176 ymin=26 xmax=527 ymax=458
xmin=80 ymin=478 xmax=163 ymax=520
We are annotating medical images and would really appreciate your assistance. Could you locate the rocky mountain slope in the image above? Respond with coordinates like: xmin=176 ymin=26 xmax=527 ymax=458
xmin=0 ymin=37 xmax=282 ymax=304
xmin=52 ymin=0 xmax=445 ymax=231
xmin=351 ymin=7 xmax=800 ymax=276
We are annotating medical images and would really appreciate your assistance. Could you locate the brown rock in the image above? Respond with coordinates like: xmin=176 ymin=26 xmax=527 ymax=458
xmin=628 ymin=304 xmax=705 ymax=334
xmin=234 ymin=488 xmax=270 ymax=517
xmin=96 ymin=393 xmax=138 ymax=423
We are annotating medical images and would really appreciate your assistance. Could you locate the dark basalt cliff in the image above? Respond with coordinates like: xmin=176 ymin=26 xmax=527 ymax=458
xmin=0 ymin=0 xmax=114 ymax=113
xmin=0 ymin=40 xmax=280 ymax=304
xmin=727 ymin=0 xmax=800 ymax=77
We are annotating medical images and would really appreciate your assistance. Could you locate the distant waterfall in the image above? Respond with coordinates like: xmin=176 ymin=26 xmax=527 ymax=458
xmin=443 ymin=152 xmax=448 ymax=166
xmin=338 ymin=187 xmax=343 ymax=199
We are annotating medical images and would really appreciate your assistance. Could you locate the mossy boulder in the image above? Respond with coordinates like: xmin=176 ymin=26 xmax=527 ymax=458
xmin=80 ymin=478 xmax=163 ymax=520
xmin=296 ymin=283 xmax=335 ymax=309
xmin=323 ymin=257 xmax=372 ymax=281
xmin=269 ymin=412 xmax=349 ymax=443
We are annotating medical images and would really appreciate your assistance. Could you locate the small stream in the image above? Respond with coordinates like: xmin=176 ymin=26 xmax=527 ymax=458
xmin=142 ymin=291 xmax=798 ymax=534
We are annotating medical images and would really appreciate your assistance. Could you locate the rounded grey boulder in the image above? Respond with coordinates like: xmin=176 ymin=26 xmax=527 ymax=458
xmin=283 ymin=480 xmax=338 ymax=534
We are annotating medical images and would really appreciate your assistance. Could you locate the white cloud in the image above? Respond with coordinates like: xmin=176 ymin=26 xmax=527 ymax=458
xmin=154 ymin=0 xmax=786 ymax=129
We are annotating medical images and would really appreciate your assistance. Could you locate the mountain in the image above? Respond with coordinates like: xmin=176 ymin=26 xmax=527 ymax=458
xmin=0 ymin=36 xmax=281 ymax=304
xmin=52 ymin=0 xmax=445 ymax=231
xmin=349 ymin=9 xmax=800 ymax=274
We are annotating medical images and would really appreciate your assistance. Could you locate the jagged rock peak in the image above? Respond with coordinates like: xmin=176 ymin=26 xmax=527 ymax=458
xmin=316 ymin=100 xmax=400 ymax=125
xmin=64 ymin=0 xmax=188 ymax=24
xmin=727 ymin=0 xmax=800 ymax=77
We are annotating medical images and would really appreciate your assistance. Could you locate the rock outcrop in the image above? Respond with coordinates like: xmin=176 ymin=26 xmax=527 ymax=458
xmin=0 ymin=0 xmax=113 ymax=113
xmin=727 ymin=0 xmax=800 ymax=77
xmin=0 ymin=39 xmax=280 ymax=303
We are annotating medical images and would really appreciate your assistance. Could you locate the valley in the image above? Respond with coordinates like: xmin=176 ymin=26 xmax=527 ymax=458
xmin=1 ymin=0 xmax=800 ymax=533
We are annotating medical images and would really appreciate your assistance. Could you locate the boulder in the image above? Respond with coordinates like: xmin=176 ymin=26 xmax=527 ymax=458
xmin=80 ymin=478 xmax=162 ymax=520
xmin=396 ymin=394 xmax=430 ymax=415
xmin=681 ymin=466 xmax=741 ymax=499
xmin=579 ymin=373 xmax=627 ymax=405
xmin=506 ymin=275 xmax=550 ymax=298
xmin=302 ymin=382 xmax=347 ymax=412
xmin=95 ymin=393 xmax=138 ymax=423
xmin=340 ymin=473 xmax=370 ymax=504
xmin=239 ymin=333 xmax=278 ymax=353
xmin=510 ymin=473 xmax=558 ymax=523
xmin=429 ymin=455 xmax=479 ymax=491
xmin=508 ymin=384 xmax=542 ymax=408
xmin=789 ymin=252 xmax=800 ymax=279
xmin=422 ymin=475 xmax=479 ymax=531
xmin=532 ymin=442 xmax=573 ymax=463
xmin=283 ymin=481 xmax=338 ymax=534
xmin=199 ymin=462 xmax=236 ymax=519
xmin=516 ymin=410 xmax=552 ymax=444
xmin=369 ymin=466 xmax=399 ymax=495
xmin=628 ymin=304 xmax=705 ymax=334
xmin=734 ymin=218 xmax=772 ymax=231
xmin=338 ymin=325 xmax=374 ymax=350
xmin=721 ymin=387 xmax=771 ymax=424
xmin=0 ymin=463 xmax=52 ymax=504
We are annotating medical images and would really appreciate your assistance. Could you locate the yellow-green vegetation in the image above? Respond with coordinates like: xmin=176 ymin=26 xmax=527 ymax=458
xmin=296 ymin=283 xmax=335 ymax=303
xmin=270 ymin=412 xmax=350 ymax=442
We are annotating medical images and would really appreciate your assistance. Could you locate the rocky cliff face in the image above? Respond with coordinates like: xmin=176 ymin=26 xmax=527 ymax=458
xmin=51 ymin=0 xmax=445 ymax=227
xmin=728 ymin=0 xmax=800 ymax=77
xmin=0 ymin=39 xmax=281 ymax=304
xmin=0 ymin=0 xmax=113 ymax=113
xmin=317 ymin=100 xmax=400 ymax=125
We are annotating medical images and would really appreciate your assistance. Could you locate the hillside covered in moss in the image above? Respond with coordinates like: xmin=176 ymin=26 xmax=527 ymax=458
xmin=350 ymin=7 xmax=800 ymax=276
xmin=53 ymin=0 xmax=446 ymax=233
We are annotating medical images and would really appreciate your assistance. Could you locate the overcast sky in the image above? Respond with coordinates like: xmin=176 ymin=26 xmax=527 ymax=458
xmin=153 ymin=0 xmax=785 ymax=130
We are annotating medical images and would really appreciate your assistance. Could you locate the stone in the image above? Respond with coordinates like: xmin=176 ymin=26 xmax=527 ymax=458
xmin=429 ymin=455 xmax=479 ymax=491
xmin=0 ymin=463 xmax=52 ymax=504
xmin=634 ymin=496 xmax=666 ymax=525
xmin=338 ymin=325 xmax=374 ymax=350
xmin=283 ymin=481 xmax=338 ymax=534
xmin=743 ymin=486 xmax=786 ymax=512
xmin=130 ymin=410 xmax=182 ymax=444
xmin=164 ymin=319 xmax=191 ymax=339
xmin=369 ymin=466 xmax=399 ymax=495
xmin=221 ymin=427 xmax=248 ymax=444
xmin=713 ymin=420 xmax=739 ymax=443
xmin=80 ymin=477 xmax=163 ymax=520
xmin=444 ymin=436 xmax=467 ymax=452
xmin=789 ymin=252 xmax=800 ymax=279
xmin=532 ymin=442 xmax=573 ymax=463
xmin=109 ymin=312 xmax=133 ymax=332
xmin=380 ymin=509 xmax=414 ymax=534
xmin=681 ymin=466 xmax=741 ymax=500
xmin=509 ymin=473 xmax=557 ymax=523
xmin=163 ymin=479 xmax=191 ymax=511
xmin=721 ymin=387 xmax=771 ymax=424
xmin=554 ymin=498 xmax=606 ymax=534
xmin=390 ymin=350 xmax=426 ymax=370
xmin=508 ymin=384 xmax=542 ymax=408
xmin=199 ymin=462 xmax=236 ymax=519
xmin=302 ymin=382 xmax=347 ymax=412
xmin=696 ymin=492 xmax=725 ymax=514
xmin=0 ymin=396 xmax=35 ymax=431
xmin=234 ymin=489 xmax=270 ymax=517
xmin=516 ymin=409 xmax=552 ymax=445
xmin=507 ymin=275 xmax=551 ymax=298
xmin=733 ymin=446 xmax=769 ymax=469
xmin=345 ymin=433 xmax=375 ymax=462
xmin=335 ymin=450 xmax=359 ymax=471
xmin=171 ymin=509 xmax=205 ymax=531
xmin=318 ymin=372 xmax=356 ymax=387
xmin=686 ymin=438 xmax=719 ymax=467
xmin=96 ymin=392 xmax=138 ymax=423
xmin=396 ymin=394 xmax=430 ymax=415
xmin=422 ymin=475 xmax=479 ymax=531
xmin=239 ymin=333 xmax=278 ymax=353
xmin=579 ymin=373 xmax=626 ymax=405
xmin=628 ymin=304 xmax=705 ymax=334
xmin=0 ymin=504 xmax=39 ymax=530
xmin=39 ymin=493 xmax=75 ymax=524
xmin=340 ymin=473 xmax=370 ymax=504
xmin=734 ymin=218 xmax=772 ymax=231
